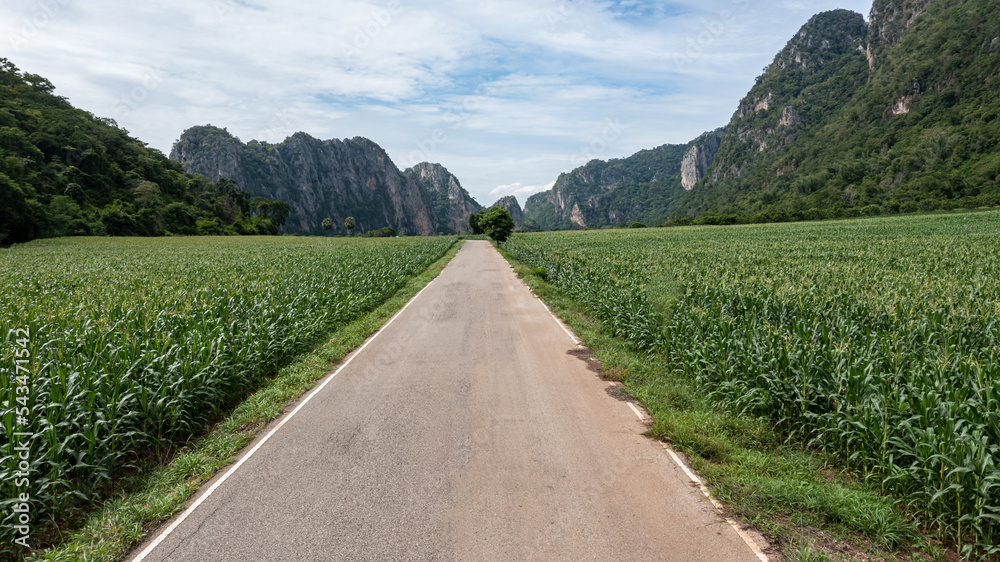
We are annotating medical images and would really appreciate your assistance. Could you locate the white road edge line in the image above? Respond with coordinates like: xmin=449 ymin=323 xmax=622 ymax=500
xmin=536 ymin=296 xmax=581 ymax=346
xmin=627 ymin=402 xmax=646 ymax=420
xmin=665 ymin=447 xmax=770 ymax=562
xmin=504 ymin=247 xmax=579 ymax=346
xmin=130 ymin=277 xmax=440 ymax=562
xmin=623 ymin=384 xmax=768 ymax=561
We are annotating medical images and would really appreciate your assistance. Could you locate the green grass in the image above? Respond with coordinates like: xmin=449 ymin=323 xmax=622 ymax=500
xmin=502 ymin=211 xmax=1000 ymax=558
xmin=0 ymin=236 xmax=459 ymax=559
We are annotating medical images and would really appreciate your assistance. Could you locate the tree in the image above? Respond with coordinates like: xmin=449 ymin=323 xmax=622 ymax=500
xmin=468 ymin=212 xmax=484 ymax=234
xmin=322 ymin=217 xmax=333 ymax=231
xmin=163 ymin=202 xmax=198 ymax=235
xmin=64 ymin=183 xmax=85 ymax=203
xmin=480 ymin=207 xmax=515 ymax=243
xmin=0 ymin=175 xmax=35 ymax=244
xmin=345 ymin=216 xmax=356 ymax=235
xmin=252 ymin=198 xmax=290 ymax=228
xmin=101 ymin=200 xmax=139 ymax=236
xmin=365 ymin=226 xmax=397 ymax=238
xmin=269 ymin=200 xmax=290 ymax=227
xmin=132 ymin=181 xmax=162 ymax=208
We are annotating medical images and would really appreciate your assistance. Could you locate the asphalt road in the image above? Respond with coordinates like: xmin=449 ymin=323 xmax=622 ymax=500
xmin=131 ymin=240 xmax=764 ymax=561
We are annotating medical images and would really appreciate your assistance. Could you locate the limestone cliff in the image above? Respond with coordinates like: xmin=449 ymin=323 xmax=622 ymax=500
xmin=701 ymin=10 xmax=868 ymax=188
xmin=491 ymin=195 xmax=524 ymax=228
xmin=404 ymin=162 xmax=484 ymax=234
xmin=866 ymin=0 xmax=931 ymax=71
xmin=530 ymin=0 xmax=1000 ymax=225
xmin=523 ymin=142 xmax=691 ymax=230
xmin=680 ymin=130 xmax=722 ymax=191
xmin=171 ymin=126 xmax=480 ymax=236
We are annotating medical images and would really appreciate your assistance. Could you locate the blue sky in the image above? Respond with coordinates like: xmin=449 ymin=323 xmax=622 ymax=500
xmin=1 ymin=0 xmax=873 ymax=206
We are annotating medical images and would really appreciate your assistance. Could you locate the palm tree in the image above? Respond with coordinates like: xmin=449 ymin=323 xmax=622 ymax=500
xmin=322 ymin=217 xmax=333 ymax=232
xmin=345 ymin=216 xmax=356 ymax=235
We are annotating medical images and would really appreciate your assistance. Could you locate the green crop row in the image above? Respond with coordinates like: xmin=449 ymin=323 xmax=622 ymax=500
xmin=503 ymin=211 xmax=1000 ymax=556
xmin=0 ymin=235 xmax=454 ymax=554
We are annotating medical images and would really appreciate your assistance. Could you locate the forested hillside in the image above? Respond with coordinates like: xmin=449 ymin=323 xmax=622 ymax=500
xmin=523 ymin=142 xmax=691 ymax=230
xmin=683 ymin=1 xmax=1000 ymax=218
xmin=0 ymin=58 xmax=286 ymax=245
xmin=526 ymin=0 xmax=1000 ymax=228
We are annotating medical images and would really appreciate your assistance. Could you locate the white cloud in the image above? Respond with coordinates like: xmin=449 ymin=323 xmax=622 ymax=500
xmin=0 ymin=0 xmax=874 ymax=203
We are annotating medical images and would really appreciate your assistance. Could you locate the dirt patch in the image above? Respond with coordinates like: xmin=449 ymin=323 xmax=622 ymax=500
xmin=566 ymin=347 xmax=629 ymax=382
xmin=567 ymin=348 xmax=604 ymax=374
xmin=605 ymin=382 xmax=641 ymax=405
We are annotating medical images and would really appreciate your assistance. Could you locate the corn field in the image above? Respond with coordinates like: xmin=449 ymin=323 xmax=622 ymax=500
xmin=0 ymin=235 xmax=454 ymax=550
xmin=504 ymin=211 xmax=1000 ymax=555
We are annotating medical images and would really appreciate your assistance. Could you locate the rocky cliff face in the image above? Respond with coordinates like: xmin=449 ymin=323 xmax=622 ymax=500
xmin=523 ymin=142 xmax=690 ymax=229
xmin=866 ymin=0 xmax=931 ymax=70
xmin=171 ymin=126 xmax=481 ymax=236
xmin=404 ymin=162 xmax=484 ymax=234
xmin=522 ymin=13 xmax=869 ymax=229
xmin=491 ymin=195 xmax=524 ymax=227
xmin=680 ymin=130 xmax=722 ymax=190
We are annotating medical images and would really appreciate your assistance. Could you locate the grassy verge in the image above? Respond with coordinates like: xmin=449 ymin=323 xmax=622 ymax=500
xmin=33 ymin=240 xmax=464 ymax=562
xmin=499 ymin=249 xmax=943 ymax=562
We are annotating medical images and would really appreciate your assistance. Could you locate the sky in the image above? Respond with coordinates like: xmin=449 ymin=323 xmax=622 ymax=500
xmin=1 ymin=0 xmax=873 ymax=206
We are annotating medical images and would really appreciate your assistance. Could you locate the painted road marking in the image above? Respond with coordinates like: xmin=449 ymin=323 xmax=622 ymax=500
xmin=665 ymin=447 xmax=770 ymax=562
xmin=615 ymin=362 xmax=770 ymax=561
xmin=537 ymin=297 xmax=582 ymax=345
xmin=627 ymin=402 xmax=646 ymax=420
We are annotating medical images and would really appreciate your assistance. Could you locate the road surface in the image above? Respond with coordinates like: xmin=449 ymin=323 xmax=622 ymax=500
xmin=131 ymin=240 xmax=764 ymax=561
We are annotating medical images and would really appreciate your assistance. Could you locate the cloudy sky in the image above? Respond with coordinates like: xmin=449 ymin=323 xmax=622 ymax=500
xmin=2 ymin=0 xmax=873 ymax=205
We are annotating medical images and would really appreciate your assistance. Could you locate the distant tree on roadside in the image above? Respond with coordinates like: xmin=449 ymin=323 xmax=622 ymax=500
xmin=480 ymin=207 xmax=515 ymax=243
xmin=469 ymin=212 xmax=484 ymax=234
xmin=322 ymin=218 xmax=333 ymax=232
xmin=345 ymin=216 xmax=356 ymax=235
